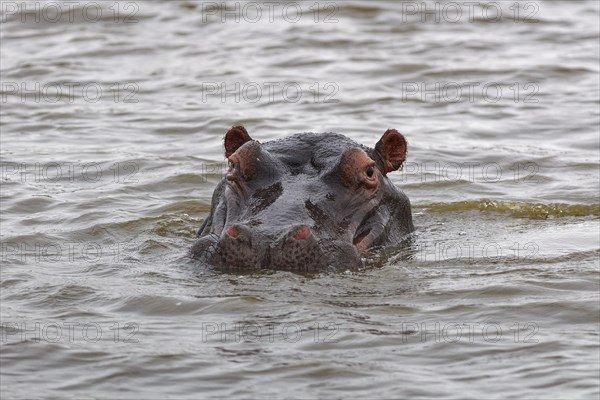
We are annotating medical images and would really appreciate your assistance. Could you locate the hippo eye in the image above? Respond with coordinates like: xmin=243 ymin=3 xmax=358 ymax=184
xmin=366 ymin=166 xmax=374 ymax=178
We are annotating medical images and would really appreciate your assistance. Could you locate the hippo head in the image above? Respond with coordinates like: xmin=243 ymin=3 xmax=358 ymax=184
xmin=192 ymin=126 xmax=414 ymax=272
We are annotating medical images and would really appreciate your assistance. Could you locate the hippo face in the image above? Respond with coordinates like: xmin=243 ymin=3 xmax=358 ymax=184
xmin=192 ymin=126 xmax=414 ymax=272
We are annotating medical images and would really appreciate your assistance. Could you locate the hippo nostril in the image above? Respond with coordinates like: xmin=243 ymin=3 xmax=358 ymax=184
xmin=227 ymin=226 xmax=239 ymax=238
xmin=292 ymin=226 xmax=311 ymax=241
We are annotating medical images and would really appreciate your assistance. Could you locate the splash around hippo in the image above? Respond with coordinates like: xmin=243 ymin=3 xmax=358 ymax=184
xmin=191 ymin=126 xmax=414 ymax=272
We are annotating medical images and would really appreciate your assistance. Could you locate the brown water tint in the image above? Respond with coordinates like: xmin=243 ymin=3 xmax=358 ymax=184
xmin=1 ymin=1 xmax=599 ymax=399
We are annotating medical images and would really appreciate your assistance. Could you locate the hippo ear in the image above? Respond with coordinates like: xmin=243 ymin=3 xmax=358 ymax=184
xmin=374 ymin=129 xmax=407 ymax=175
xmin=224 ymin=126 xmax=252 ymax=157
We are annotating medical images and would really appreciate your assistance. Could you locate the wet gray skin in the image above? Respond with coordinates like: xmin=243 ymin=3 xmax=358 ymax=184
xmin=191 ymin=126 xmax=414 ymax=272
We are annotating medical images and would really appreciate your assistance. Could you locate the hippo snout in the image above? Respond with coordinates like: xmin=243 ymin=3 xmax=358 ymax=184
xmin=271 ymin=225 xmax=328 ymax=272
xmin=194 ymin=223 xmax=362 ymax=272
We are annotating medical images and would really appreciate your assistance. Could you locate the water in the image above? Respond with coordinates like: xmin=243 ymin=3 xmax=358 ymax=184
xmin=1 ymin=1 xmax=599 ymax=398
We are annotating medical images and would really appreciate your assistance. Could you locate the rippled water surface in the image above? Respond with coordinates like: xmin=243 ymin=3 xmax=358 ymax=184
xmin=1 ymin=1 xmax=599 ymax=398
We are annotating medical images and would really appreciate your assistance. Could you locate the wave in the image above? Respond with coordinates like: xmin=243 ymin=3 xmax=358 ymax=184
xmin=417 ymin=199 xmax=600 ymax=219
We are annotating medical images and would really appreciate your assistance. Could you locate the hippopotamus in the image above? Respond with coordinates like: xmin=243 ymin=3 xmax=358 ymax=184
xmin=192 ymin=126 xmax=414 ymax=272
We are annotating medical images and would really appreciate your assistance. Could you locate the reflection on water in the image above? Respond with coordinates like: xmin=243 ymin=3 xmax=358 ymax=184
xmin=1 ymin=1 xmax=599 ymax=399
